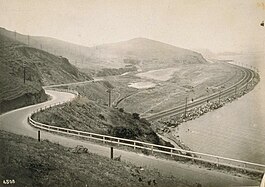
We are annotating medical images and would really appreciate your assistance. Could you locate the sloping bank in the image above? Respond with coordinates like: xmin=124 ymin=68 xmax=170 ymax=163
xmin=32 ymin=95 xmax=173 ymax=147
xmin=0 ymin=130 xmax=187 ymax=187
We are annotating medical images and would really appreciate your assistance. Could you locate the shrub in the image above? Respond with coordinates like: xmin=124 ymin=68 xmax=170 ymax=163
xmin=98 ymin=114 xmax=105 ymax=120
xmin=132 ymin=113 xmax=140 ymax=120
xmin=111 ymin=126 xmax=137 ymax=139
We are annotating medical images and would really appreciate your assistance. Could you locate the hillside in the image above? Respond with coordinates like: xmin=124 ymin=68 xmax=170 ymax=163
xmin=0 ymin=130 xmax=188 ymax=187
xmin=0 ymin=32 xmax=91 ymax=113
xmin=0 ymin=28 xmax=208 ymax=75
xmin=32 ymin=97 xmax=172 ymax=146
xmin=0 ymin=27 xmax=89 ymax=67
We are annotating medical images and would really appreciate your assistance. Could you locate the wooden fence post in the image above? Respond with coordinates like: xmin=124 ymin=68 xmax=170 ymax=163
xmin=38 ymin=130 xmax=40 ymax=142
xmin=110 ymin=147 xmax=114 ymax=159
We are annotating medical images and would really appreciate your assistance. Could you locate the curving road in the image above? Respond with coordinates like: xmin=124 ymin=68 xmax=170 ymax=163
xmin=0 ymin=70 xmax=260 ymax=186
xmin=0 ymin=90 xmax=75 ymax=138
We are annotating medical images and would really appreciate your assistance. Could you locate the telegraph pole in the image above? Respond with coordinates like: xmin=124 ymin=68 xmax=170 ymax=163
xmin=184 ymin=97 xmax=188 ymax=118
xmin=107 ymin=89 xmax=112 ymax=107
xmin=219 ymin=91 xmax=221 ymax=104
xmin=23 ymin=62 xmax=26 ymax=84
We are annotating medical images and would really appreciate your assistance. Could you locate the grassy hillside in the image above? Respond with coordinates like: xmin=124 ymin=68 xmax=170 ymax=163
xmin=0 ymin=32 xmax=91 ymax=113
xmin=89 ymin=38 xmax=208 ymax=70
xmin=0 ymin=130 xmax=188 ymax=187
xmin=0 ymin=27 xmax=90 ymax=67
xmin=32 ymin=97 xmax=171 ymax=146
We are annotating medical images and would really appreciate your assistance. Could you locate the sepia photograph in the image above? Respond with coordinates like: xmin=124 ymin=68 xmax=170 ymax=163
xmin=0 ymin=0 xmax=265 ymax=186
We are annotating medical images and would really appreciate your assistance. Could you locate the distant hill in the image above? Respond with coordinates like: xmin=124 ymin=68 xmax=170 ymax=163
xmin=93 ymin=37 xmax=207 ymax=61
xmin=88 ymin=38 xmax=208 ymax=71
xmin=0 ymin=27 xmax=92 ymax=70
xmin=0 ymin=28 xmax=208 ymax=75
xmin=0 ymin=31 xmax=91 ymax=113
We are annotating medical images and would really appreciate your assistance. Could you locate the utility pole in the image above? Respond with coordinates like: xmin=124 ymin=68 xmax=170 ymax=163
xmin=23 ymin=62 xmax=26 ymax=84
xmin=106 ymin=89 xmax=112 ymax=107
xmin=219 ymin=91 xmax=221 ymax=104
xmin=184 ymin=97 xmax=188 ymax=118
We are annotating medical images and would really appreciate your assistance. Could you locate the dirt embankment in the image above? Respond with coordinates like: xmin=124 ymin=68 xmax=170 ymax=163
xmin=0 ymin=130 xmax=189 ymax=187
xmin=0 ymin=89 xmax=47 ymax=114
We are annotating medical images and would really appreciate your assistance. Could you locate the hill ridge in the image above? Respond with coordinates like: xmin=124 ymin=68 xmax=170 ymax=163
xmin=0 ymin=27 xmax=208 ymax=74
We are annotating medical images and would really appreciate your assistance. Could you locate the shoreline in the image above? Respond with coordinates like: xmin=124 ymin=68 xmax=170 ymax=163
xmin=153 ymin=73 xmax=260 ymax=156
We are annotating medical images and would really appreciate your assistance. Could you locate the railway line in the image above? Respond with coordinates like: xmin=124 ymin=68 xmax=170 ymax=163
xmin=143 ymin=64 xmax=257 ymax=121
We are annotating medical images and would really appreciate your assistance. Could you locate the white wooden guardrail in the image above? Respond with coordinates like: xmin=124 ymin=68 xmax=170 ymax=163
xmin=261 ymin=174 xmax=265 ymax=187
xmin=29 ymin=88 xmax=265 ymax=174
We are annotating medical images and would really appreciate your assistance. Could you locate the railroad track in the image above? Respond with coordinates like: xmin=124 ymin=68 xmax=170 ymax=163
xmin=143 ymin=64 xmax=257 ymax=121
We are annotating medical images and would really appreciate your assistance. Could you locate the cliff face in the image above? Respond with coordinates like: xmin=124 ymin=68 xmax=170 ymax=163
xmin=0 ymin=90 xmax=47 ymax=113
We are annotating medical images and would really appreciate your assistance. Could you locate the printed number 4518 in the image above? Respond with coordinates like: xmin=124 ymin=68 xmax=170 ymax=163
xmin=3 ymin=180 xmax=15 ymax=185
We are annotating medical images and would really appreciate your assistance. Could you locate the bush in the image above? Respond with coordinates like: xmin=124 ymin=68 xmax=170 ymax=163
xmin=111 ymin=126 xmax=137 ymax=139
xmin=132 ymin=113 xmax=140 ymax=120
xmin=98 ymin=114 xmax=105 ymax=120
xmin=118 ymin=108 xmax=124 ymax=112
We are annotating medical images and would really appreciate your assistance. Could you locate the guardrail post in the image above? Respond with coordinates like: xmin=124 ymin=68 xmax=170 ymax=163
xmin=216 ymin=157 xmax=219 ymax=167
xmin=260 ymin=173 xmax=265 ymax=187
xmin=117 ymin=139 xmax=120 ymax=146
xmin=133 ymin=142 xmax=136 ymax=150
xmin=103 ymin=137 xmax=105 ymax=144
xmin=170 ymin=149 xmax=173 ymax=157
xmin=244 ymin=163 xmax=246 ymax=173
xmin=151 ymin=145 xmax=154 ymax=154
xmin=110 ymin=147 xmax=114 ymax=159
xmin=38 ymin=130 xmax=40 ymax=142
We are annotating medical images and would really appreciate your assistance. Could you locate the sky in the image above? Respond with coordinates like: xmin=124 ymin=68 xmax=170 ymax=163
xmin=0 ymin=0 xmax=265 ymax=53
